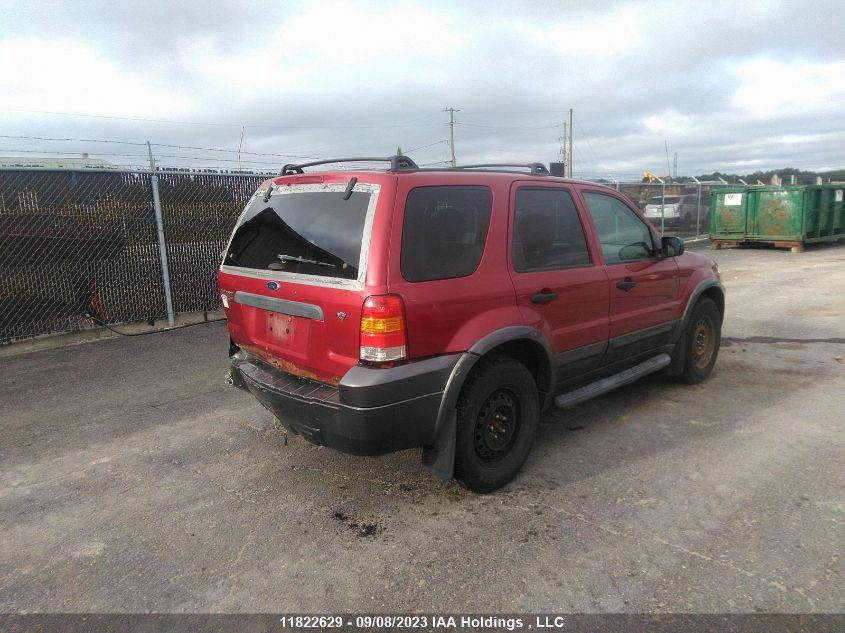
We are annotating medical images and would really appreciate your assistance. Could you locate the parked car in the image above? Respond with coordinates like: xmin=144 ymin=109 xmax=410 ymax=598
xmin=643 ymin=194 xmax=699 ymax=231
xmin=218 ymin=157 xmax=724 ymax=492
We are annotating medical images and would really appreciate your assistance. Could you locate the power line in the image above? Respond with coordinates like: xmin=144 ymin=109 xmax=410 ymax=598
xmin=1 ymin=107 xmax=445 ymax=130
xmin=0 ymin=147 xmax=286 ymax=166
xmin=456 ymin=121 xmax=561 ymax=130
xmin=406 ymin=139 xmax=449 ymax=153
xmin=0 ymin=134 xmax=321 ymax=160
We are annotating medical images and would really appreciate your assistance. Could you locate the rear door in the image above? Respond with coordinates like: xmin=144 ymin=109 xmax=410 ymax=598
xmin=578 ymin=188 xmax=680 ymax=365
xmin=217 ymin=173 xmax=395 ymax=384
xmin=507 ymin=183 xmax=610 ymax=386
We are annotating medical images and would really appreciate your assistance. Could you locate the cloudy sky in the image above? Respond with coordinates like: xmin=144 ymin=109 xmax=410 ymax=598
xmin=1 ymin=0 xmax=844 ymax=178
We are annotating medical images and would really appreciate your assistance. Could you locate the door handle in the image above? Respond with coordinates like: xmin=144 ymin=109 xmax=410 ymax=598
xmin=616 ymin=278 xmax=637 ymax=291
xmin=531 ymin=290 xmax=558 ymax=304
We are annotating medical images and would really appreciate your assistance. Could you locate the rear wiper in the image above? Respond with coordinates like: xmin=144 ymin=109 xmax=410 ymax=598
xmin=342 ymin=177 xmax=358 ymax=201
xmin=277 ymin=253 xmax=334 ymax=267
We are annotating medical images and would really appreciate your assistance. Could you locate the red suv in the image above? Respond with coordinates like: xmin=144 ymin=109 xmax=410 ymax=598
xmin=218 ymin=156 xmax=724 ymax=492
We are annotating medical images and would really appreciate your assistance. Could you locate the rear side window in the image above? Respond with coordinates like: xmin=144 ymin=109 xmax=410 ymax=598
xmin=400 ymin=186 xmax=492 ymax=282
xmin=224 ymin=184 xmax=375 ymax=280
xmin=512 ymin=188 xmax=590 ymax=272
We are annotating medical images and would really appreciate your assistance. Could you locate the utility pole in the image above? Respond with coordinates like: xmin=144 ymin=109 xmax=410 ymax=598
xmin=147 ymin=141 xmax=175 ymax=328
xmin=237 ymin=126 xmax=245 ymax=172
xmin=444 ymin=107 xmax=460 ymax=166
xmin=567 ymin=108 xmax=573 ymax=178
xmin=561 ymin=122 xmax=567 ymax=170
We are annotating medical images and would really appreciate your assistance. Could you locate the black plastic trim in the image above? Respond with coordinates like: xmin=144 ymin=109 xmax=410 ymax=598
xmin=603 ymin=319 xmax=680 ymax=366
xmin=681 ymin=280 xmax=725 ymax=331
xmin=555 ymin=340 xmax=607 ymax=385
xmin=281 ymin=155 xmax=418 ymax=175
xmin=607 ymin=320 xmax=678 ymax=351
xmin=339 ymin=354 xmax=461 ymax=408
xmin=230 ymin=352 xmax=460 ymax=456
xmin=457 ymin=162 xmax=549 ymax=174
xmin=233 ymin=291 xmax=324 ymax=320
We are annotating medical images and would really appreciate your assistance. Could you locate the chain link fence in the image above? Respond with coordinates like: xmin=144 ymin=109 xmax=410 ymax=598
xmin=0 ymin=167 xmax=267 ymax=344
xmin=0 ymin=166 xmax=734 ymax=345
xmin=609 ymin=180 xmax=731 ymax=240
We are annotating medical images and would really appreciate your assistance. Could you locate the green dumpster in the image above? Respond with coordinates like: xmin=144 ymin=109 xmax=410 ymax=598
xmin=710 ymin=184 xmax=845 ymax=252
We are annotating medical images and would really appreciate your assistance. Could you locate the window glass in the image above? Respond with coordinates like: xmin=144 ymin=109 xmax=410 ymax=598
xmin=582 ymin=192 xmax=655 ymax=264
xmin=512 ymin=188 xmax=591 ymax=272
xmin=648 ymin=196 xmax=681 ymax=205
xmin=401 ymin=186 xmax=492 ymax=282
xmin=224 ymin=188 xmax=371 ymax=279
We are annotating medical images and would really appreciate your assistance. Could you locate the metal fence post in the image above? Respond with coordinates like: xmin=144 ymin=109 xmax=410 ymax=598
xmin=147 ymin=142 xmax=176 ymax=327
xmin=692 ymin=176 xmax=702 ymax=237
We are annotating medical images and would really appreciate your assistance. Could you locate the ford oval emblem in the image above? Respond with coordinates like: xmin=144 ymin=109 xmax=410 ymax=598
xmin=267 ymin=281 xmax=279 ymax=291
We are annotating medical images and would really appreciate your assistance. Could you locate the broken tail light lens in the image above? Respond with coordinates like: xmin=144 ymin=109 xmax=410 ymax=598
xmin=360 ymin=294 xmax=407 ymax=363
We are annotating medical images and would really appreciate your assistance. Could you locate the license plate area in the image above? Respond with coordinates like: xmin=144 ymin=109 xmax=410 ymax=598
xmin=266 ymin=311 xmax=311 ymax=353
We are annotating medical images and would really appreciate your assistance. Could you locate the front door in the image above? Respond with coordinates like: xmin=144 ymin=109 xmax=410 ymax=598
xmin=579 ymin=189 xmax=680 ymax=365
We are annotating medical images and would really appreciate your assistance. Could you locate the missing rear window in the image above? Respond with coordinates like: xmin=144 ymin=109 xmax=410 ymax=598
xmin=224 ymin=186 xmax=374 ymax=280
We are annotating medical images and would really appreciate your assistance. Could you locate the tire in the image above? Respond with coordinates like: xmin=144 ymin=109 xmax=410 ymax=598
xmin=679 ymin=298 xmax=721 ymax=384
xmin=454 ymin=357 xmax=540 ymax=493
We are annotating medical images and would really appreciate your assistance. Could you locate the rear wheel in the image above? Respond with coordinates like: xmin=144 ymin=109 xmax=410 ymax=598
xmin=680 ymin=298 xmax=721 ymax=384
xmin=454 ymin=357 xmax=539 ymax=493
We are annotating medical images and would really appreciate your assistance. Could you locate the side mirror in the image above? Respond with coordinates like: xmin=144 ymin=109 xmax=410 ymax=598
xmin=661 ymin=235 xmax=685 ymax=257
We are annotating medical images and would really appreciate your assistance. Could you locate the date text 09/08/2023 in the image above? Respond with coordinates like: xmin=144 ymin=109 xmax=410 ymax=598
xmin=278 ymin=615 xmax=574 ymax=630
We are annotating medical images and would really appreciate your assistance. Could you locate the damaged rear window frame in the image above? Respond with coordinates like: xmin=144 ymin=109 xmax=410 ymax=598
xmin=220 ymin=181 xmax=381 ymax=290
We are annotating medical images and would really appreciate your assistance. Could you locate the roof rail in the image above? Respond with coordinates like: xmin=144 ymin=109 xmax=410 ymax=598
xmin=280 ymin=155 xmax=418 ymax=175
xmin=456 ymin=163 xmax=550 ymax=175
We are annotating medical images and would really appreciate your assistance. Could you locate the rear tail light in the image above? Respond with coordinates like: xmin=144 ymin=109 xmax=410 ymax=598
xmin=360 ymin=294 xmax=407 ymax=363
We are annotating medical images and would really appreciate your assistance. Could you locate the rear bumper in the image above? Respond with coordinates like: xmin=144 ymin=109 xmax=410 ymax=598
xmin=230 ymin=351 xmax=461 ymax=456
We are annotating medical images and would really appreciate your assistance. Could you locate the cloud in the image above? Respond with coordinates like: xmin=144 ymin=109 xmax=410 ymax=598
xmin=0 ymin=39 xmax=193 ymax=117
xmin=733 ymin=58 xmax=845 ymax=118
xmin=0 ymin=0 xmax=844 ymax=175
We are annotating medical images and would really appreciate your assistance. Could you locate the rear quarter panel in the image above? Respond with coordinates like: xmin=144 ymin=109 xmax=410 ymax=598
xmin=386 ymin=174 xmax=523 ymax=358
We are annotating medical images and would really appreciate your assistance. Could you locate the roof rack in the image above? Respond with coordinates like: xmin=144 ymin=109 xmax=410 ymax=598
xmin=456 ymin=163 xmax=550 ymax=175
xmin=280 ymin=155 xmax=418 ymax=175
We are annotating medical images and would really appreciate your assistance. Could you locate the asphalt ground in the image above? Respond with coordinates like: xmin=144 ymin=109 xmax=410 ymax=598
xmin=1 ymin=242 xmax=843 ymax=614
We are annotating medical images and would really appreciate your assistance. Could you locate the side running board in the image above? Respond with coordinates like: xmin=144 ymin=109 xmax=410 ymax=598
xmin=554 ymin=353 xmax=672 ymax=409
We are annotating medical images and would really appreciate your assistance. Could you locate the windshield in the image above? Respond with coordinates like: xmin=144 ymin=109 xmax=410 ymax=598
xmin=223 ymin=185 xmax=374 ymax=280
xmin=648 ymin=196 xmax=681 ymax=205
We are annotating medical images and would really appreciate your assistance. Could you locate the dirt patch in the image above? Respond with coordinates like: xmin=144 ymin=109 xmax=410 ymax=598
xmin=332 ymin=509 xmax=386 ymax=538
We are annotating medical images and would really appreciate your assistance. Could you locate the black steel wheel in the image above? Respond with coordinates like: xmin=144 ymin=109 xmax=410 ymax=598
xmin=455 ymin=357 xmax=539 ymax=493
xmin=680 ymin=297 xmax=721 ymax=384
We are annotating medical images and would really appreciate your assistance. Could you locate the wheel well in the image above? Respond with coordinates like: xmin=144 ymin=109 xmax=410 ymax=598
xmin=475 ymin=339 xmax=551 ymax=398
xmin=699 ymin=286 xmax=725 ymax=321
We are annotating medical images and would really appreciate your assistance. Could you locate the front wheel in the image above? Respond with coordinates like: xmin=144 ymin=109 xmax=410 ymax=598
xmin=680 ymin=298 xmax=721 ymax=384
xmin=454 ymin=357 xmax=540 ymax=493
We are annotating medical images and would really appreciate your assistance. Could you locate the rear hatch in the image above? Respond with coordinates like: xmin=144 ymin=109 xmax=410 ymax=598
xmin=218 ymin=172 xmax=394 ymax=384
